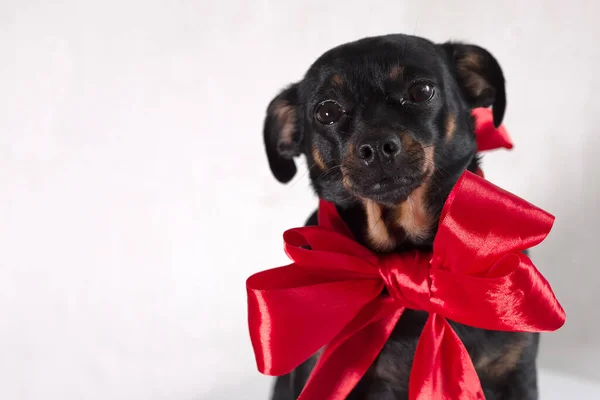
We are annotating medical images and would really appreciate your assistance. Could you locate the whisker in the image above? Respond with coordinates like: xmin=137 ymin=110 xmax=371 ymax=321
xmin=413 ymin=11 xmax=420 ymax=35
xmin=290 ymin=162 xmax=318 ymax=188
xmin=407 ymin=194 xmax=416 ymax=216
xmin=316 ymin=164 xmax=342 ymax=180
xmin=372 ymin=201 xmax=385 ymax=231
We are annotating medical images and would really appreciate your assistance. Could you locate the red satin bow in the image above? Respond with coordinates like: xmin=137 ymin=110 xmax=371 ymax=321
xmin=246 ymin=108 xmax=566 ymax=399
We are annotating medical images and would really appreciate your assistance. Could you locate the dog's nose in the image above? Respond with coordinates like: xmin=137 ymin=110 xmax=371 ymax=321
xmin=357 ymin=135 xmax=402 ymax=165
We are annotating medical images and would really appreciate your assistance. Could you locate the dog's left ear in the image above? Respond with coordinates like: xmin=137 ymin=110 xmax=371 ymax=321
xmin=441 ymin=42 xmax=506 ymax=126
xmin=263 ymin=83 xmax=304 ymax=183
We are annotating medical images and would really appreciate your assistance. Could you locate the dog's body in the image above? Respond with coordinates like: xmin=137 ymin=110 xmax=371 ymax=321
xmin=263 ymin=34 xmax=539 ymax=399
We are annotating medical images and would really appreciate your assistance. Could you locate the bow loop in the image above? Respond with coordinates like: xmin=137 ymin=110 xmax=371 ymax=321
xmin=378 ymin=251 xmax=433 ymax=311
xmin=430 ymin=253 xmax=566 ymax=332
xmin=434 ymin=171 xmax=555 ymax=276
xmin=246 ymin=265 xmax=383 ymax=376
xmin=283 ymin=227 xmax=380 ymax=279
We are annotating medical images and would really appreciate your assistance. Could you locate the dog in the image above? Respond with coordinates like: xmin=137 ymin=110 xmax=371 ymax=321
xmin=262 ymin=34 xmax=538 ymax=400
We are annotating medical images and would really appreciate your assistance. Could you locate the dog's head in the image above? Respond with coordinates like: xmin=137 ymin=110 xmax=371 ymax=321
xmin=263 ymin=34 xmax=506 ymax=250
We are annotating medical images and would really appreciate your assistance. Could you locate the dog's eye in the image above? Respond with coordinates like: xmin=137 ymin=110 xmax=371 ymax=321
xmin=407 ymin=82 xmax=434 ymax=103
xmin=315 ymin=100 xmax=344 ymax=125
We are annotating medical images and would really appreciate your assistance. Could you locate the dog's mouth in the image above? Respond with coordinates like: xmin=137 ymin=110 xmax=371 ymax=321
xmin=344 ymin=174 xmax=423 ymax=205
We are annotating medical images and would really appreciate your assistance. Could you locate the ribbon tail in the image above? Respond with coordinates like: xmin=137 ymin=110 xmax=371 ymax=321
xmin=298 ymin=297 xmax=404 ymax=400
xmin=409 ymin=314 xmax=485 ymax=400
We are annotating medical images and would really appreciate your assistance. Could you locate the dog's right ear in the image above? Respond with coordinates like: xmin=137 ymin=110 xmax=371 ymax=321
xmin=263 ymin=83 xmax=303 ymax=183
xmin=441 ymin=42 xmax=506 ymax=127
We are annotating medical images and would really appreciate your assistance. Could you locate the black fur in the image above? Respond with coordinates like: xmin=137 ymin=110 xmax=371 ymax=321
xmin=263 ymin=34 xmax=538 ymax=400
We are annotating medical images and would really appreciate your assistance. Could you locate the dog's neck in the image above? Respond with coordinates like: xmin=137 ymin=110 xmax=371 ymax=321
xmin=336 ymin=153 xmax=479 ymax=254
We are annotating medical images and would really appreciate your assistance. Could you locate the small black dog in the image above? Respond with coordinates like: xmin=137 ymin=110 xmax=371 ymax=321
xmin=263 ymin=34 xmax=538 ymax=400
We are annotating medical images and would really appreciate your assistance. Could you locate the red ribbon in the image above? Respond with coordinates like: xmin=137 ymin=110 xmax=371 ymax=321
xmin=472 ymin=108 xmax=513 ymax=152
xmin=246 ymin=108 xmax=566 ymax=399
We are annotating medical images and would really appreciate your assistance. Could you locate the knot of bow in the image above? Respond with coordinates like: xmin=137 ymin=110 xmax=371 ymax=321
xmin=246 ymin=109 xmax=565 ymax=400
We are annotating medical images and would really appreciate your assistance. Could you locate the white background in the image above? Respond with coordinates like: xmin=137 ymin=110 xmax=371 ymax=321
xmin=1 ymin=1 xmax=599 ymax=399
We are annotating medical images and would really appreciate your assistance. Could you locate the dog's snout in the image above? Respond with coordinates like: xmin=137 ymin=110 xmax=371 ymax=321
xmin=356 ymin=135 xmax=402 ymax=165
